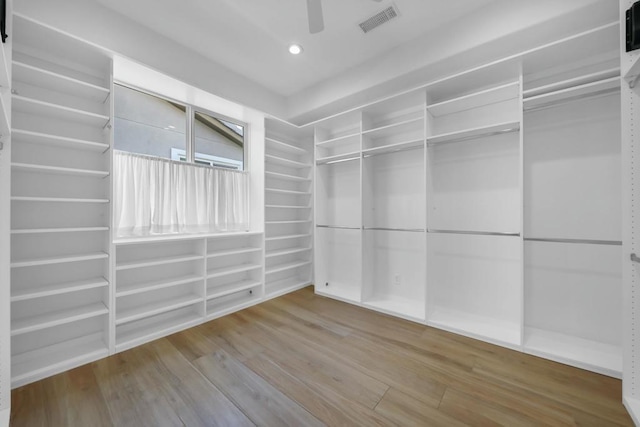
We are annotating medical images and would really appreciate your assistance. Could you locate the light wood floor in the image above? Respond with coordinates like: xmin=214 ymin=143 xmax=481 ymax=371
xmin=10 ymin=287 xmax=633 ymax=426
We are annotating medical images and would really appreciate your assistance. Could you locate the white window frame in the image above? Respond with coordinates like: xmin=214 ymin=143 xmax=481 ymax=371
xmin=170 ymin=148 xmax=243 ymax=170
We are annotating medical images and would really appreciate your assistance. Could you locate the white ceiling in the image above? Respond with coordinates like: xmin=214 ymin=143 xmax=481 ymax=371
xmin=95 ymin=0 xmax=495 ymax=97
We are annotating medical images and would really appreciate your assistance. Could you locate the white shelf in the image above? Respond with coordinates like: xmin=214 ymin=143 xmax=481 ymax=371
xmin=266 ymin=260 xmax=311 ymax=275
xmin=13 ymin=95 xmax=110 ymax=127
xmin=265 ymin=154 xmax=310 ymax=169
xmin=11 ymin=162 xmax=110 ymax=178
xmin=13 ymin=60 xmax=110 ymax=102
xmin=116 ymin=294 xmax=202 ymax=325
xmin=116 ymin=310 xmax=202 ymax=352
xmin=316 ymin=283 xmax=361 ymax=303
xmin=523 ymin=77 xmax=620 ymax=111
xmin=12 ymin=332 xmax=108 ymax=388
xmin=266 ymin=247 xmax=312 ymax=258
xmin=206 ymin=263 xmax=262 ymax=279
xmin=265 ymin=204 xmax=312 ymax=210
xmin=316 ymin=151 xmax=361 ymax=165
xmin=11 ymin=196 xmax=109 ymax=204
xmin=265 ymin=278 xmax=310 ymax=299
xmin=207 ymin=247 xmax=261 ymax=258
xmin=12 ymin=302 xmax=108 ymax=336
xmin=116 ymin=254 xmax=203 ymax=271
xmin=524 ymin=328 xmax=622 ymax=378
xmin=427 ymin=81 xmax=520 ymax=117
xmin=265 ymin=171 xmax=311 ymax=182
xmin=266 ymin=220 xmax=312 ymax=225
xmin=11 ymin=277 xmax=109 ymax=302
xmin=315 ymin=132 xmax=359 ymax=148
xmin=11 ymin=226 xmax=109 ymax=234
xmin=624 ymin=397 xmax=640 ymax=427
xmin=427 ymin=121 xmax=520 ymax=146
xmin=116 ymin=274 xmax=203 ymax=298
xmin=427 ymin=307 xmax=521 ymax=348
xmin=207 ymin=280 xmax=261 ymax=300
xmin=12 ymin=128 xmax=109 ymax=152
xmin=115 ymin=230 xmax=261 ymax=245
xmin=362 ymin=117 xmax=423 ymax=139
xmin=364 ymin=296 xmax=426 ymax=322
xmin=362 ymin=139 xmax=424 ymax=157
xmin=524 ymin=67 xmax=620 ymax=97
xmin=265 ymin=137 xmax=308 ymax=154
xmin=11 ymin=252 xmax=109 ymax=268
xmin=265 ymin=188 xmax=310 ymax=195
xmin=265 ymin=233 xmax=312 ymax=242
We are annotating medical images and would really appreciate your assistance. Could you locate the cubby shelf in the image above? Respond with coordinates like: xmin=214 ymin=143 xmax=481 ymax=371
xmin=13 ymin=61 xmax=110 ymax=102
xmin=427 ymin=121 xmax=520 ymax=146
xmin=265 ymin=233 xmax=312 ymax=242
xmin=266 ymin=247 xmax=312 ymax=258
xmin=207 ymin=280 xmax=261 ymax=300
xmin=266 ymin=260 xmax=311 ymax=275
xmin=115 ymin=254 xmax=203 ymax=271
xmin=12 ymin=128 xmax=109 ymax=152
xmin=265 ymin=188 xmax=310 ymax=195
xmin=206 ymin=263 xmax=262 ymax=279
xmin=11 ymin=252 xmax=109 ymax=268
xmin=265 ymin=171 xmax=311 ymax=182
xmin=11 ymin=162 xmax=110 ymax=178
xmin=11 ymin=227 xmax=109 ymax=234
xmin=265 ymin=154 xmax=310 ymax=169
xmin=12 ymin=303 xmax=109 ymax=336
xmin=116 ymin=275 xmax=203 ymax=298
xmin=523 ymin=77 xmax=620 ymax=111
xmin=12 ymin=333 xmax=109 ymax=388
xmin=13 ymin=95 xmax=110 ymax=127
xmin=11 ymin=278 xmax=109 ymax=302
xmin=207 ymin=247 xmax=261 ymax=258
xmin=427 ymin=307 xmax=521 ymax=348
xmin=524 ymin=328 xmax=622 ymax=378
xmin=116 ymin=294 xmax=202 ymax=325
xmin=115 ymin=311 xmax=202 ymax=352
xmin=265 ymin=137 xmax=308 ymax=155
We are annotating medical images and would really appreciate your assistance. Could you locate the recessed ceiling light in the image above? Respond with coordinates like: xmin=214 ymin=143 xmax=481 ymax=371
xmin=288 ymin=44 xmax=303 ymax=55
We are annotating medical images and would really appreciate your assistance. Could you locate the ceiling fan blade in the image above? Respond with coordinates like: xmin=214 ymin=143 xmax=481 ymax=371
xmin=307 ymin=0 xmax=324 ymax=34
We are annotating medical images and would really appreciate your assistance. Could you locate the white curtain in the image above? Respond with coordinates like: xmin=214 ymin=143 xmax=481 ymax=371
xmin=114 ymin=151 xmax=249 ymax=237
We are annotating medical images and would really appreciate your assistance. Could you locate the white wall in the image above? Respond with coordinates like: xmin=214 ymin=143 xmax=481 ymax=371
xmin=13 ymin=0 xmax=287 ymax=119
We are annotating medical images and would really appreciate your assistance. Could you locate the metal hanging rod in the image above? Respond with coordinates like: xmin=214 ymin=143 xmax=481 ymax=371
xmin=316 ymin=224 xmax=360 ymax=230
xmin=525 ymin=237 xmax=622 ymax=246
xmin=523 ymin=87 xmax=620 ymax=113
xmin=362 ymin=144 xmax=424 ymax=158
xmin=316 ymin=155 xmax=360 ymax=165
xmin=364 ymin=227 xmax=425 ymax=233
xmin=427 ymin=229 xmax=520 ymax=237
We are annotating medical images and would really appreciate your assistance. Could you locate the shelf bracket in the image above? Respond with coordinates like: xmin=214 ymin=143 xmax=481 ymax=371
xmin=629 ymin=74 xmax=640 ymax=89
xmin=631 ymin=253 xmax=640 ymax=264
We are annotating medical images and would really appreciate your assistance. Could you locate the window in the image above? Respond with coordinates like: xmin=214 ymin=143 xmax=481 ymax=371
xmin=114 ymin=84 xmax=246 ymax=170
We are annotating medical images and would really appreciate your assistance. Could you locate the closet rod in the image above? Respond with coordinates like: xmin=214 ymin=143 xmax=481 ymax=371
xmin=524 ymin=237 xmax=622 ymax=246
xmin=523 ymin=87 xmax=620 ymax=113
xmin=362 ymin=144 xmax=424 ymax=158
xmin=316 ymin=225 xmax=360 ymax=230
xmin=427 ymin=229 xmax=520 ymax=237
xmin=316 ymin=156 xmax=360 ymax=165
xmin=364 ymin=227 xmax=425 ymax=233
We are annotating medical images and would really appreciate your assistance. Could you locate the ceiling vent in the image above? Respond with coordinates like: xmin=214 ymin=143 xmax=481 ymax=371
xmin=359 ymin=5 xmax=399 ymax=34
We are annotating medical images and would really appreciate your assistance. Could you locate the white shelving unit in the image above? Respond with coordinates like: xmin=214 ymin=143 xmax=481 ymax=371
xmin=9 ymin=15 xmax=112 ymax=388
xmin=264 ymin=119 xmax=313 ymax=299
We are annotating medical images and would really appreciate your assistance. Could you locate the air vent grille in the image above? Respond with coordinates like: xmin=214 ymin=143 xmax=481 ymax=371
xmin=359 ymin=6 xmax=399 ymax=34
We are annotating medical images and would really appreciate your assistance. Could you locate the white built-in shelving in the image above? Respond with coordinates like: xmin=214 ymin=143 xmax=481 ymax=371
xmin=264 ymin=119 xmax=313 ymax=299
xmin=9 ymin=14 xmax=113 ymax=388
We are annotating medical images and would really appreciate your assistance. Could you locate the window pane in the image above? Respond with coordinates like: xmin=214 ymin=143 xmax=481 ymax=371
xmin=194 ymin=111 xmax=244 ymax=170
xmin=114 ymin=84 xmax=187 ymax=160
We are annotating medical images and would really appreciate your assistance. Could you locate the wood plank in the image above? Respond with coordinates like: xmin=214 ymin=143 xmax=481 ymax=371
xmin=374 ymin=387 xmax=467 ymax=427
xmin=193 ymin=349 xmax=323 ymax=427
